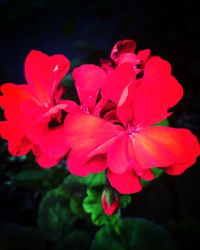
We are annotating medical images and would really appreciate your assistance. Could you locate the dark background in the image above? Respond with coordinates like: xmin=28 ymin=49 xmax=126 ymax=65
xmin=0 ymin=0 xmax=200 ymax=249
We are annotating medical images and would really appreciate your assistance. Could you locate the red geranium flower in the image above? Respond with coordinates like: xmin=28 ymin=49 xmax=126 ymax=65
xmin=64 ymin=56 xmax=200 ymax=194
xmin=0 ymin=50 xmax=70 ymax=167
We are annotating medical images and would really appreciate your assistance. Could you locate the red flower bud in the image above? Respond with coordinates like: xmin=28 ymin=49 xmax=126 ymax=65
xmin=101 ymin=189 xmax=120 ymax=216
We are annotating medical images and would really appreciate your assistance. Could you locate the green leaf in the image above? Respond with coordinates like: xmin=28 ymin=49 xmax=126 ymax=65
xmin=69 ymin=196 xmax=85 ymax=218
xmin=152 ymin=167 xmax=164 ymax=178
xmin=119 ymin=195 xmax=132 ymax=208
xmin=83 ymin=187 xmax=119 ymax=226
xmin=54 ymin=230 xmax=89 ymax=250
xmin=59 ymin=175 xmax=87 ymax=218
xmin=75 ymin=172 xmax=105 ymax=187
xmin=38 ymin=189 xmax=75 ymax=240
xmin=9 ymin=167 xmax=46 ymax=188
xmin=59 ymin=174 xmax=86 ymax=199
xmin=154 ymin=119 xmax=170 ymax=126
xmin=9 ymin=166 xmax=68 ymax=190
xmin=0 ymin=221 xmax=46 ymax=250
xmin=90 ymin=218 xmax=177 ymax=250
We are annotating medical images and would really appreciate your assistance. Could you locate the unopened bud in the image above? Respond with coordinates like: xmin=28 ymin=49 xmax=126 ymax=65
xmin=101 ymin=188 xmax=120 ymax=216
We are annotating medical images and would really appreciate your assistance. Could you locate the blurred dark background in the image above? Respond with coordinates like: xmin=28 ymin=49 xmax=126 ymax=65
xmin=0 ymin=0 xmax=200 ymax=249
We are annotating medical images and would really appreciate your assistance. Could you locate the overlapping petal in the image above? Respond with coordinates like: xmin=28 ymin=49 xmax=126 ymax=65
xmin=68 ymin=154 xmax=107 ymax=176
xmin=107 ymin=133 xmax=132 ymax=174
xmin=25 ymin=50 xmax=70 ymax=105
xmin=130 ymin=126 xmax=199 ymax=172
xmin=0 ymin=83 xmax=36 ymax=120
xmin=64 ymin=112 xmax=123 ymax=167
xmin=110 ymin=40 xmax=136 ymax=64
xmin=72 ymin=64 xmax=106 ymax=111
xmin=0 ymin=121 xmax=32 ymax=156
xmin=108 ymin=169 xmax=142 ymax=194
xmin=117 ymin=57 xmax=183 ymax=127
xmin=32 ymin=145 xmax=61 ymax=168
xmin=101 ymin=62 xmax=136 ymax=104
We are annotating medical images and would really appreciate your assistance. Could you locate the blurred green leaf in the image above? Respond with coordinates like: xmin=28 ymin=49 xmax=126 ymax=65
xmin=38 ymin=189 xmax=75 ymax=240
xmin=83 ymin=187 xmax=119 ymax=226
xmin=76 ymin=172 xmax=105 ymax=187
xmin=9 ymin=166 xmax=68 ymax=190
xmin=69 ymin=195 xmax=85 ymax=218
xmin=0 ymin=221 xmax=45 ymax=250
xmin=9 ymin=168 xmax=46 ymax=188
xmin=90 ymin=218 xmax=177 ymax=250
xmin=154 ymin=119 xmax=170 ymax=126
xmin=53 ymin=230 xmax=89 ymax=250
xmin=119 ymin=195 xmax=132 ymax=208
xmin=59 ymin=174 xmax=86 ymax=198
xmin=59 ymin=175 xmax=86 ymax=218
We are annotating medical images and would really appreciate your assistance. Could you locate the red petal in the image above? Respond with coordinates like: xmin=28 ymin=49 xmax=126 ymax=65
xmin=108 ymin=169 xmax=142 ymax=194
xmin=117 ymin=57 xmax=184 ymax=127
xmin=107 ymin=133 xmax=131 ymax=174
xmin=117 ymin=53 xmax=138 ymax=65
xmin=165 ymin=161 xmax=199 ymax=175
xmin=64 ymin=112 xmax=122 ymax=167
xmin=137 ymin=49 xmax=151 ymax=62
xmin=140 ymin=169 xmax=155 ymax=180
xmin=72 ymin=64 xmax=106 ymax=110
xmin=32 ymin=145 xmax=60 ymax=168
xmin=25 ymin=50 xmax=70 ymax=105
xmin=0 ymin=83 xmax=35 ymax=120
xmin=131 ymin=126 xmax=199 ymax=172
xmin=0 ymin=121 xmax=31 ymax=156
xmin=165 ymin=142 xmax=200 ymax=175
xmin=19 ymin=99 xmax=49 ymax=144
xmin=68 ymin=154 xmax=107 ymax=176
xmin=39 ymin=126 xmax=69 ymax=159
xmin=58 ymin=100 xmax=79 ymax=113
xmin=101 ymin=63 xmax=136 ymax=105
xmin=110 ymin=40 xmax=136 ymax=64
xmin=144 ymin=56 xmax=171 ymax=79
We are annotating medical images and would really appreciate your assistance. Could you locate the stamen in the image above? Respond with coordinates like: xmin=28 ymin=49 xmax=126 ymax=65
xmin=80 ymin=105 xmax=90 ymax=114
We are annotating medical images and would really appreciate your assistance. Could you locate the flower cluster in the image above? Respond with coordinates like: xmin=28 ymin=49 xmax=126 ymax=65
xmin=0 ymin=40 xmax=199 ymax=215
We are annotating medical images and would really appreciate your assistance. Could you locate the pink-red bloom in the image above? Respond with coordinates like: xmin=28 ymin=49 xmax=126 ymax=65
xmin=0 ymin=50 xmax=70 ymax=167
xmin=0 ymin=39 xmax=199 ymax=198
xmin=64 ymin=47 xmax=200 ymax=194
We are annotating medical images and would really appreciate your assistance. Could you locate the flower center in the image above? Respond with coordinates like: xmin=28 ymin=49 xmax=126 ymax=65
xmin=48 ymin=110 xmax=66 ymax=128
xmin=80 ymin=104 xmax=90 ymax=114
xmin=126 ymin=122 xmax=135 ymax=135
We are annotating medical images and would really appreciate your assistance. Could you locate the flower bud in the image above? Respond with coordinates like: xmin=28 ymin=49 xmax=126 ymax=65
xmin=101 ymin=188 xmax=120 ymax=216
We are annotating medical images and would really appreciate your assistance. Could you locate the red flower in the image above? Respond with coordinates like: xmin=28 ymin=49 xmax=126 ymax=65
xmin=0 ymin=50 xmax=70 ymax=167
xmin=64 ymin=56 xmax=200 ymax=194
